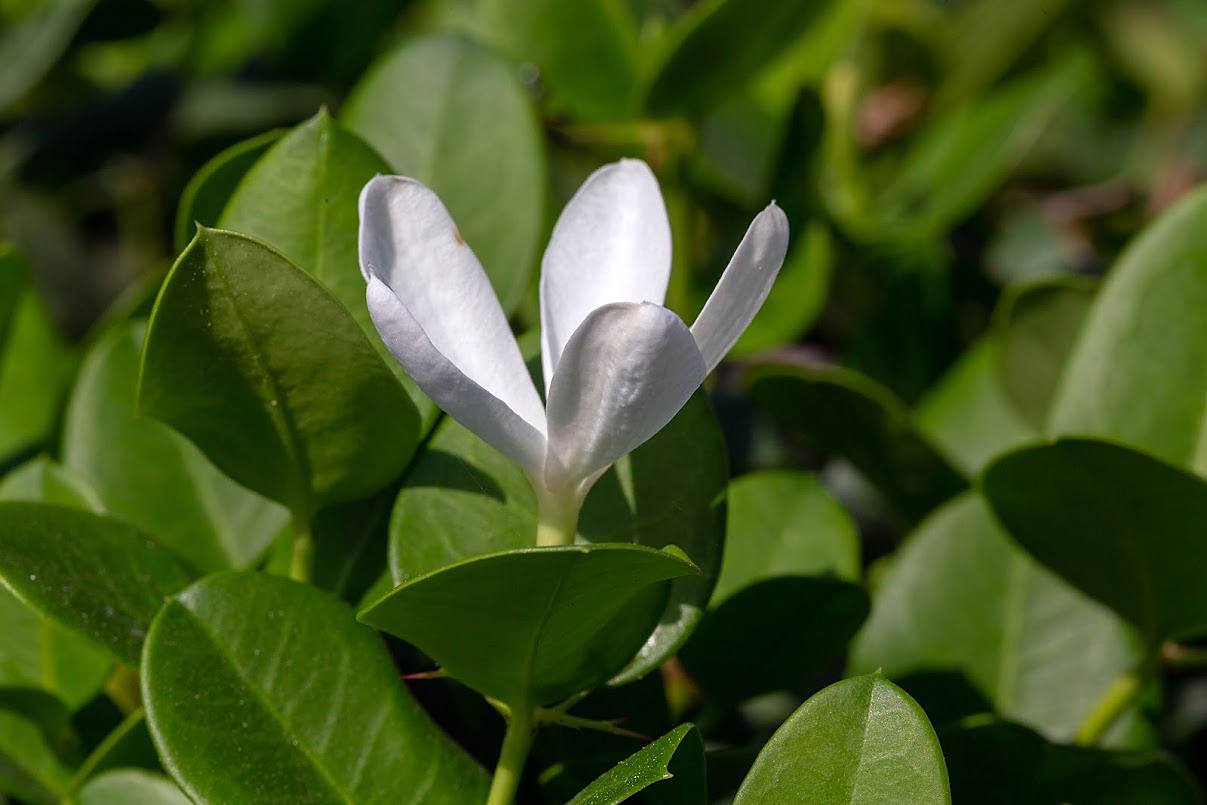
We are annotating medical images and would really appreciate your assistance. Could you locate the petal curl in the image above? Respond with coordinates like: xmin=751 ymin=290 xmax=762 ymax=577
xmin=359 ymin=175 xmax=545 ymax=437
xmin=367 ymin=276 xmax=546 ymax=475
xmin=690 ymin=203 xmax=789 ymax=373
xmin=539 ymin=159 xmax=672 ymax=393
xmin=544 ymin=302 xmax=706 ymax=494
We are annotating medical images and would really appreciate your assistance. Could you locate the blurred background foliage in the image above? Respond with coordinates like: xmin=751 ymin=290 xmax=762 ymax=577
xmin=3 ymin=0 xmax=1207 ymax=799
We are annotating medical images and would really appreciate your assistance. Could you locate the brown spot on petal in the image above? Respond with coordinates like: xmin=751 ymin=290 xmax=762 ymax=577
xmin=453 ymin=229 xmax=465 ymax=245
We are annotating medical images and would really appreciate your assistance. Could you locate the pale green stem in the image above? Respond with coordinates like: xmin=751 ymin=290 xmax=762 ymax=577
xmin=486 ymin=704 xmax=536 ymax=805
xmin=1075 ymin=665 xmax=1146 ymax=746
xmin=534 ymin=486 xmax=580 ymax=548
xmin=289 ymin=516 xmax=313 ymax=582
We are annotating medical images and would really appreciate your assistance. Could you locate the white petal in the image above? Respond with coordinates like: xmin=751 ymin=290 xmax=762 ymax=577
xmin=540 ymin=159 xmax=672 ymax=393
xmin=367 ymin=276 xmax=546 ymax=475
xmin=359 ymin=175 xmax=546 ymax=436
xmin=544 ymin=302 xmax=706 ymax=494
xmin=690 ymin=203 xmax=790 ymax=373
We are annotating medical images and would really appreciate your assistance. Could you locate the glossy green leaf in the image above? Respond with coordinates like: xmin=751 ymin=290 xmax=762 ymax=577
xmin=76 ymin=769 xmax=192 ymax=805
xmin=850 ymin=492 xmax=1144 ymax=744
xmin=994 ymin=276 xmax=1097 ymax=429
xmin=0 ymin=708 xmax=72 ymax=804
xmin=0 ymin=255 xmax=73 ymax=462
xmin=981 ymin=438 xmax=1207 ymax=644
xmin=138 ymin=228 xmax=418 ymax=518
xmin=747 ymin=364 xmax=967 ymax=520
xmin=728 ymin=222 xmax=831 ymax=360
xmin=174 ymin=129 xmax=283 ymax=252
xmin=734 ymin=674 xmax=950 ymax=803
xmin=1047 ymin=185 xmax=1207 ymax=475
xmin=142 ymin=571 xmax=487 ymax=803
xmin=0 ymin=502 xmax=196 ymax=666
xmin=389 ymin=392 xmax=727 ymax=683
xmin=470 ymin=0 xmax=639 ymax=121
xmin=915 ymin=338 xmax=1037 ymax=475
xmin=565 ymin=723 xmax=705 ymax=805
xmin=0 ymin=462 xmax=111 ymax=710
xmin=216 ymin=110 xmax=435 ymax=425
xmin=713 ymin=470 xmax=859 ymax=605
xmin=359 ymin=544 xmax=699 ymax=707
xmin=64 ymin=321 xmax=288 ymax=573
xmin=681 ymin=577 xmax=869 ymax=705
xmin=343 ymin=33 xmax=545 ymax=313
xmin=645 ymin=0 xmax=839 ymax=116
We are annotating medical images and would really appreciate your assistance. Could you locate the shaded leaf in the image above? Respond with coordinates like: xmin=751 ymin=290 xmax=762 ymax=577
xmin=0 ymin=708 xmax=72 ymax=804
xmin=565 ymin=723 xmax=705 ymax=805
xmin=359 ymin=544 xmax=699 ymax=707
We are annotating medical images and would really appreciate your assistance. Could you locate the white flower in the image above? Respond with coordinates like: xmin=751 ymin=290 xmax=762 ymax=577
xmin=359 ymin=159 xmax=788 ymax=546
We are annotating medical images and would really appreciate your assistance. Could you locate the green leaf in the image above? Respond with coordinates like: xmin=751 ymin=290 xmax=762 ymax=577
xmin=0 ymin=252 xmax=74 ymax=463
xmin=0 ymin=708 xmax=72 ymax=804
xmin=565 ymin=723 xmax=705 ymax=805
xmin=138 ymin=228 xmax=418 ymax=518
xmin=0 ymin=502 xmax=196 ymax=667
xmin=712 ymin=470 xmax=859 ymax=605
xmin=470 ymin=0 xmax=640 ymax=122
xmin=981 ymin=438 xmax=1207 ymax=645
xmin=915 ymin=337 xmax=1037 ymax=475
xmin=994 ymin=276 xmax=1097 ymax=430
xmin=216 ymin=110 xmax=436 ymax=425
xmin=63 ymin=321 xmax=288 ymax=573
xmin=0 ymin=0 xmax=98 ymax=112
xmin=343 ymin=33 xmax=545 ymax=314
xmin=76 ymin=769 xmax=192 ymax=805
xmin=645 ymin=0 xmax=839 ymax=116
xmin=849 ymin=492 xmax=1144 ymax=745
xmin=142 ymin=571 xmax=488 ymax=803
xmin=680 ymin=577 xmax=869 ymax=705
xmin=389 ymin=391 xmax=727 ymax=684
xmin=308 ymin=485 xmax=397 ymax=604
xmin=747 ymin=364 xmax=968 ymax=520
xmin=1047 ymin=184 xmax=1207 ymax=475
xmin=359 ymin=544 xmax=699 ymax=707
xmin=174 ymin=129 xmax=283 ymax=252
xmin=734 ymin=674 xmax=950 ymax=804
xmin=0 ymin=463 xmax=111 ymax=709
xmin=728 ymin=222 xmax=831 ymax=359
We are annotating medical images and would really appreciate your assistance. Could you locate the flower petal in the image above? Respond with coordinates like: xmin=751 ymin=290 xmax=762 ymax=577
xmin=544 ymin=302 xmax=706 ymax=495
xmin=359 ymin=175 xmax=546 ymax=437
xmin=367 ymin=276 xmax=546 ymax=476
xmin=690 ymin=203 xmax=790 ymax=373
xmin=540 ymin=159 xmax=672 ymax=393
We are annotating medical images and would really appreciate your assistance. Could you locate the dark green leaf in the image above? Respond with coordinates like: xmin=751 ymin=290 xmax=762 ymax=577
xmin=0 ymin=708 xmax=72 ymax=804
xmin=645 ymin=0 xmax=838 ymax=116
xmin=981 ymin=438 xmax=1207 ymax=644
xmin=747 ymin=363 xmax=967 ymax=520
xmin=680 ymin=577 xmax=868 ymax=705
xmin=142 ymin=571 xmax=488 ymax=804
xmin=64 ymin=321 xmax=287 ymax=573
xmin=734 ymin=674 xmax=950 ymax=803
xmin=138 ymin=228 xmax=418 ymax=518
xmin=343 ymin=33 xmax=545 ymax=313
xmin=1047 ymin=185 xmax=1207 ymax=474
xmin=76 ymin=769 xmax=192 ymax=805
xmin=359 ymin=544 xmax=699 ymax=707
xmin=713 ymin=470 xmax=859 ymax=606
xmin=994 ymin=276 xmax=1097 ymax=429
xmin=389 ymin=391 xmax=727 ymax=684
xmin=216 ymin=110 xmax=436 ymax=425
xmin=0 ymin=502 xmax=196 ymax=666
xmin=849 ymin=492 xmax=1144 ymax=744
xmin=0 ymin=0 xmax=98 ymax=112
xmin=565 ymin=723 xmax=705 ymax=805
xmin=0 ymin=463 xmax=111 ymax=709
xmin=174 ymin=129 xmax=283 ymax=252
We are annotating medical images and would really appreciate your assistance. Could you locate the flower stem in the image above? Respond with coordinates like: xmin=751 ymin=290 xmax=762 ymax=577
xmin=487 ymin=704 xmax=535 ymax=805
xmin=1075 ymin=664 xmax=1146 ymax=746
xmin=289 ymin=516 xmax=313 ymax=582
xmin=534 ymin=488 xmax=580 ymax=547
